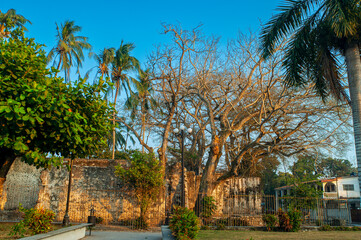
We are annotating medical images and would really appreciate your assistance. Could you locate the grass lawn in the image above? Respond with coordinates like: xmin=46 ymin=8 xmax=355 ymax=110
xmin=0 ymin=222 xmax=62 ymax=239
xmin=198 ymin=230 xmax=361 ymax=240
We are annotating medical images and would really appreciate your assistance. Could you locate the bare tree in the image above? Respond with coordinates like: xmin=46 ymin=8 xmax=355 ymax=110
xmin=123 ymin=25 xmax=351 ymax=207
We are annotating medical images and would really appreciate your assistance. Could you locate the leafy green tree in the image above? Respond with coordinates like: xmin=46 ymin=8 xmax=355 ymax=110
xmin=115 ymin=151 xmax=163 ymax=227
xmin=318 ymin=157 xmax=356 ymax=177
xmin=110 ymin=41 xmax=140 ymax=159
xmin=0 ymin=27 xmax=112 ymax=201
xmin=291 ymin=155 xmax=320 ymax=181
xmin=47 ymin=20 xmax=91 ymax=82
xmin=291 ymin=154 xmax=356 ymax=179
xmin=260 ymin=0 xmax=361 ymax=194
xmin=259 ymin=156 xmax=281 ymax=195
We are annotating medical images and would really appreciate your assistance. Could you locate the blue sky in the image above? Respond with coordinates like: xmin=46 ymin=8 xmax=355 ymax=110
xmin=3 ymin=0 xmax=280 ymax=74
xmin=3 ymin=1 xmax=357 ymax=165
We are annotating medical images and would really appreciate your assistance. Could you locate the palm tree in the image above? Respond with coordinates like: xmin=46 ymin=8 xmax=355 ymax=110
xmin=111 ymin=41 xmax=140 ymax=159
xmin=88 ymin=47 xmax=115 ymax=82
xmin=47 ymin=20 xmax=91 ymax=82
xmin=260 ymin=0 xmax=361 ymax=193
xmin=125 ymin=69 xmax=156 ymax=152
xmin=0 ymin=9 xmax=30 ymax=38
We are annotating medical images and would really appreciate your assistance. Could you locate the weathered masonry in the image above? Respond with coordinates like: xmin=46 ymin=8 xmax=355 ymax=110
xmin=0 ymin=158 xmax=261 ymax=226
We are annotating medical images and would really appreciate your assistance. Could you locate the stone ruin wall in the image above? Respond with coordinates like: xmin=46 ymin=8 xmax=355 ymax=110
xmin=1 ymin=158 xmax=262 ymax=226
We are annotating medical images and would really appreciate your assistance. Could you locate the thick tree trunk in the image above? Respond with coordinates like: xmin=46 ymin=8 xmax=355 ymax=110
xmin=194 ymin=152 xmax=219 ymax=215
xmin=0 ymin=148 xmax=16 ymax=210
xmin=345 ymin=42 xmax=361 ymax=196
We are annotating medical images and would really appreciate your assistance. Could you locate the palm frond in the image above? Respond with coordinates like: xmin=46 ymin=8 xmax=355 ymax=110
xmin=260 ymin=0 xmax=321 ymax=59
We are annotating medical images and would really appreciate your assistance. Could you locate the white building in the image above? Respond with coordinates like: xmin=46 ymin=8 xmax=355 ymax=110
xmin=275 ymin=176 xmax=360 ymax=224
xmin=275 ymin=176 xmax=360 ymax=207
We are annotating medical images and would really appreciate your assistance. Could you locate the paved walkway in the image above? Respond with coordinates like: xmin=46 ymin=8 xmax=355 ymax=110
xmin=82 ymin=231 xmax=162 ymax=240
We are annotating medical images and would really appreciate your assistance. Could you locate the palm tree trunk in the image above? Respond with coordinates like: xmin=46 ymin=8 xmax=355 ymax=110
xmin=112 ymin=83 xmax=120 ymax=160
xmin=141 ymin=99 xmax=146 ymax=153
xmin=54 ymin=59 xmax=62 ymax=77
xmin=345 ymin=42 xmax=361 ymax=195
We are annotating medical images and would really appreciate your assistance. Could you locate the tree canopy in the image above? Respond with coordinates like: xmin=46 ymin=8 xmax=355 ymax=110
xmin=0 ymin=28 xmax=113 ymax=178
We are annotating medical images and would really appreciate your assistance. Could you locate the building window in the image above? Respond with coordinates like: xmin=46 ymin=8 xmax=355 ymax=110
xmin=343 ymin=184 xmax=354 ymax=191
xmin=325 ymin=182 xmax=336 ymax=192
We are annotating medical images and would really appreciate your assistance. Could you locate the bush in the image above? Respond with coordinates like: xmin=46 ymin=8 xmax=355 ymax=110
xmin=288 ymin=209 xmax=302 ymax=232
xmin=277 ymin=209 xmax=291 ymax=232
xmin=215 ymin=219 xmax=227 ymax=230
xmin=96 ymin=216 xmax=104 ymax=224
xmin=169 ymin=206 xmax=200 ymax=240
xmin=10 ymin=204 xmax=55 ymax=237
xmin=319 ymin=224 xmax=332 ymax=231
xmin=200 ymin=196 xmax=217 ymax=219
xmin=262 ymin=214 xmax=278 ymax=231
xmin=318 ymin=225 xmax=361 ymax=231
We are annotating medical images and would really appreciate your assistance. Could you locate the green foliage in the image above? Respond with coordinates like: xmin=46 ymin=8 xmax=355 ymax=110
xmin=0 ymin=28 xmax=113 ymax=168
xmin=262 ymin=214 xmax=278 ymax=231
xmin=277 ymin=209 xmax=291 ymax=232
xmin=319 ymin=224 xmax=332 ymax=231
xmin=169 ymin=206 xmax=200 ymax=240
xmin=200 ymin=196 xmax=217 ymax=219
xmin=291 ymin=156 xmax=320 ymax=181
xmin=9 ymin=204 xmax=55 ymax=237
xmin=0 ymin=9 xmax=30 ymax=39
xmin=95 ymin=217 xmax=104 ymax=224
xmin=115 ymin=150 xmax=163 ymax=227
xmin=215 ymin=219 xmax=226 ymax=230
xmin=319 ymin=225 xmax=361 ymax=231
xmin=276 ymin=209 xmax=302 ymax=232
xmin=292 ymin=155 xmax=357 ymax=180
xmin=318 ymin=157 xmax=357 ymax=178
xmin=288 ymin=209 xmax=302 ymax=232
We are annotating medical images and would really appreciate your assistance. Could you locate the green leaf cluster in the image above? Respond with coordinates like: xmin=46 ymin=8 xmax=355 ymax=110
xmin=9 ymin=204 xmax=55 ymax=237
xmin=169 ymin=206 xmax=200 ymax=240
xmin=262 ymin=213 xmax=278 ymax=231
xmin=200 ymin=196 xmax=217 ymax=219
xmin=0 ymin=29 xmax=113 ymax=167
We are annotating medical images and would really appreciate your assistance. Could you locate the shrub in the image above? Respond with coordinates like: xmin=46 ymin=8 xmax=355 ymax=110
xmin=262 ymin=214 xmax=278 ymax=231
xmin=169 ymin=206 xmax=200 ymax=240
xmin=319 ymin=224 xmax=332 ymax=231
xmin=200 ymin=196 xmax=217 ymax=219
xmin=96 ymin=216 xmax=104 ymax=224
xmin=215 ymin=219 xmax=227 ymax=230
xmin=319 ymin=225 xmax=361 ymax=231
xmin=288 ymin=209 xmax=302 ymax=232
xmin=277 ymin=209 xmax=291 ymax=232
xmin=10 ymin=204 xmax=55 ymax=237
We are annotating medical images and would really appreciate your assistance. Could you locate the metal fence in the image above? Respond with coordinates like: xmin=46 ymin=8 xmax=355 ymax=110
xmin=0 ymin=184 xmax=39 ymax=221
xmin=0 ymin=184 xmax=354 ymax=227
xmin=275 ymin=196 xmax=352 ymax=225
